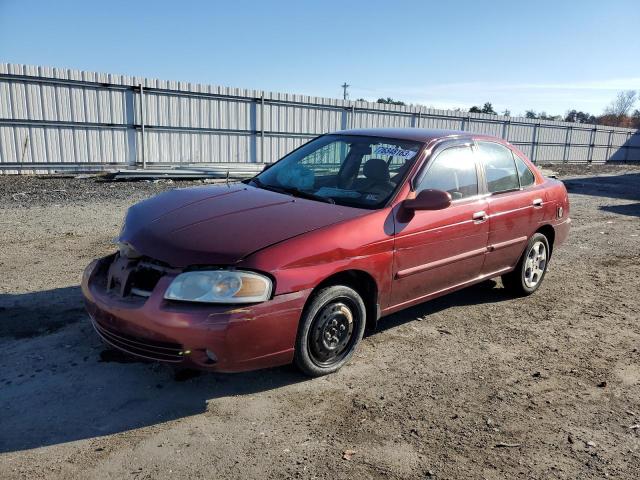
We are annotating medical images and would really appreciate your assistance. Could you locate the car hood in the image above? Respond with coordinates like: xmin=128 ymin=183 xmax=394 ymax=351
xmin=119 ymin=184 xmax=367 ymax=267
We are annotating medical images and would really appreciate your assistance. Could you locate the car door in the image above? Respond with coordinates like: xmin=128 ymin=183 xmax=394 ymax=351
xmin=390 ymin=142 xmax=490 ymax=309
xmin=475 ymin=141 xmax=548 ymax=275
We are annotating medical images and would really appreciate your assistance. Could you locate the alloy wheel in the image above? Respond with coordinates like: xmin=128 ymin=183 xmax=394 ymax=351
xmin=523 ymin=240 xmax=547 ymax=288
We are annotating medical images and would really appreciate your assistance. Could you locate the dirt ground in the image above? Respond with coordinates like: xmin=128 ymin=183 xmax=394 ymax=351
xmin=1 ymin=165 xmax=639 ymax=479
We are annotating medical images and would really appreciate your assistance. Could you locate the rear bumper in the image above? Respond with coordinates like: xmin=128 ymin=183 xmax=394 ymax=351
xmin=81 ymin=257 xmax=310 ymax=372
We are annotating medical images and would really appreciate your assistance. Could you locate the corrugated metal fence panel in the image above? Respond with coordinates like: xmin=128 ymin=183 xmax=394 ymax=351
xmin=141 ymin=91 xmax=252 ymax=130
xmin=611 ymin=131 xmax=629 ymax=147
xmin=466 ymin=120 xmax=503 ymax=136
xmin=263 ymin=103 xmax=342 ymax=134
xmin=141 ymin=130 xmax=252 ymax=164
xmin=628 ymin=132 xmax=640 ymax=147
xmin=351 ymin=111 xmax=414 ymax=129
xmin=418 ymin=116 xmax=462 ymax=130
xmin=536 ymin=144 xmax=565 ymax=162
xmin=537 ymin=126 xmax=567 ymax=144
xmin=0 ymin=79 xmax=128 ymax=124
xmin=263 ymin=135 xmax=314 ymax=163
xmin=567 ymin=146 xmax=591 ymax=163
xmin=1 ymin=63 xmax=639 ymax=169
xmin=506 ymin=124 xmax=535 ymax=143
xmin=570 ymin=128 xmax=592 ymax=145
xmin=0 ymin=124 xmax=129 ymax=164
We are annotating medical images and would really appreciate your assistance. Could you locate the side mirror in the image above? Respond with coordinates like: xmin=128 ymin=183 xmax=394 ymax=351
xmin=403 ymin=189 xmax=452 ymax=211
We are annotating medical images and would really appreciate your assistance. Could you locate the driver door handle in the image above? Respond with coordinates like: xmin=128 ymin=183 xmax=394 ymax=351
xmin=532 ymin=198 xmax=543 ymax=208
xmin=472 ymin=211 xmax=488 ymax=223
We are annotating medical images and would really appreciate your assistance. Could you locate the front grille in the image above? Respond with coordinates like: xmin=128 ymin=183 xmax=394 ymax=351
xmin=106 ymin=254 xmax=173 ymax=298
xmin=92 ymin=317 xmax=184 ymax=363
xmin=128 ymin=266 xmax=163 ymax=296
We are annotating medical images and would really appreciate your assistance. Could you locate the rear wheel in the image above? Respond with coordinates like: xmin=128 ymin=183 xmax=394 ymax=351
xmin=294 ymin=286 xmax=366 ymax=377
xmin=502 ymin=233 xmax=550 ymax=296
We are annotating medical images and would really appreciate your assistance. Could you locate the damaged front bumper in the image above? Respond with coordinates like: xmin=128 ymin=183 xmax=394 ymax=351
xmin=81 ymin=255 xmax=310 ymax=372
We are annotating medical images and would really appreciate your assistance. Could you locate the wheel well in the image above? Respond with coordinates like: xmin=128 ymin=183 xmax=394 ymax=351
xmin=536 ymin=224 xmax=556 ymax=257
xmin=312 ymin=270 xmax=379 ymax=331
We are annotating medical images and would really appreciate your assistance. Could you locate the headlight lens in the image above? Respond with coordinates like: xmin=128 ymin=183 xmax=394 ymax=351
xmin=164 ymin=270 xmax=272 ymax=304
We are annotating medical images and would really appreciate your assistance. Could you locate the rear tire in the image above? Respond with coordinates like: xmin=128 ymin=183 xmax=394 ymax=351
xmin=294 ymin=285 xmax=366 ymax=377
xmin=502 ymin=233 xmax=550 ymax=296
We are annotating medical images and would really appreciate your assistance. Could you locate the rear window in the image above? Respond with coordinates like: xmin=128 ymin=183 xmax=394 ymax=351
xmin=513 ymin=152 xmax=535 ymax=187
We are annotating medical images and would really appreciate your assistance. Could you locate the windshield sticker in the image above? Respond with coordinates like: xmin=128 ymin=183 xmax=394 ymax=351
xmin=374 ymin=146 xmax=417 ymax=159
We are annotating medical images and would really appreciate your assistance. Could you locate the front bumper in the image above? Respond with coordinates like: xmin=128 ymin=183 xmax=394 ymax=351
xmin=81 ymin=256 xmax=311 ymax=372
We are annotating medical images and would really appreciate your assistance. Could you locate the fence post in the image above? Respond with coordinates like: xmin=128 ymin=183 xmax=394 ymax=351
xmin=605 ymin=129 xmax=614 ymax=162
xmin=260 ymin=94 xmax=265 ymax=163
xmin=587 ymin=126 xmax=596 ymax=164
xmin=416 ymin=111 xmax=421 ymax=128
xmin=624 ymin=131 xmax=632 ymax=161
xmin=562 ymin=125 xmax=572 ymax=163
xmin=351 ymin=105 xmax=355 ymax=129
xmin=531 ymin=123 xmax=539 ymax=164
xmin=501 ymin=119 xmax=510 ymax=140
xmin=139 ymin=83 xmax=146 ymax=169
xmin=124 ymin=87 xmax=137 ymax=167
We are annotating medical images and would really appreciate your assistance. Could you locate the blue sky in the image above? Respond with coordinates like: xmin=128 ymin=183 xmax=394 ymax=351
xmin=1 ymin=0 xmax=639 ymax=116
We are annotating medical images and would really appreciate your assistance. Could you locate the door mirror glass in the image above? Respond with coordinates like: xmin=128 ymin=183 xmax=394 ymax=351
xmin=404 ymin=189 xmax=452 ymax=211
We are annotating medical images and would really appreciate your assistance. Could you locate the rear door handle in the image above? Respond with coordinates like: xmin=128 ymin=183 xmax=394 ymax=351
xmin=472 ymin=211 xmax=488 ymax=222
xmin=532 ymin=198 xmax=543 ymax=208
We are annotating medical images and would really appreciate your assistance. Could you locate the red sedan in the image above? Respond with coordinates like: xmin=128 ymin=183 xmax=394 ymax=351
xmin=82 ymin=128 xmax=570 ymax=376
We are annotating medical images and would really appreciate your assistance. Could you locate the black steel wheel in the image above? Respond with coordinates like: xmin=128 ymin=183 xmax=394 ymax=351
xmin=294 ymin=286 xmax=366 ymax=376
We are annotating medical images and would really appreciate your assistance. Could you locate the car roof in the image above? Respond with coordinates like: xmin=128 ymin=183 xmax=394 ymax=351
xmin=333 ymin=128 xmax=479 ymax=143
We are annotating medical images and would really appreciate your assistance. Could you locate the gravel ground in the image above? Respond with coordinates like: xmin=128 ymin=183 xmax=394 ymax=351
xmin=0 ymin=165 xmax=639 ymax=479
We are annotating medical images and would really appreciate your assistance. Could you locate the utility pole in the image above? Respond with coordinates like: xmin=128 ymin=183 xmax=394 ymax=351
xmin=341 ymin=82 xmax=350 ymax=100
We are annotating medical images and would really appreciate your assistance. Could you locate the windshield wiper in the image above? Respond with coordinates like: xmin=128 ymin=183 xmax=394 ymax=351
xmin=250 ymin=178 xmax=334 ymax=204
xmin=277 ymin=186 xmax=335 ymax=204
xmin=250 ymin=177 xmax=286 ymax=194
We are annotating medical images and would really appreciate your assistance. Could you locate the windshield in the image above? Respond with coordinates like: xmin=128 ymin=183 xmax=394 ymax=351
xmin=252 ymin=135 xmax=423 ymax=208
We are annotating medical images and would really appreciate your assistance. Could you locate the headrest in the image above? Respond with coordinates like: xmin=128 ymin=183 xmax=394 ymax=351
xmin=363 ymin=158 xmax=390 ymax=182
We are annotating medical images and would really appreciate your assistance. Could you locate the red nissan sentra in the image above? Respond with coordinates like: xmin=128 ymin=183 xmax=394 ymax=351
xmin=82 ymin=128 xmax=570 ymax=376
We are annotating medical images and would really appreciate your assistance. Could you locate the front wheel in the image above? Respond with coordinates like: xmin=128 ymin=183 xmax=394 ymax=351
xmin=294 ymin=286 xmax=366 ymax=377
xmin=502 ymin=233 xmax=550 ymax=296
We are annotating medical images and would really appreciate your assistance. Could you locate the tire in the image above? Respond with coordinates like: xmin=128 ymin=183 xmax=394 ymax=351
xmin=502 ymin=232 xmax=550 ymax=296
xmin=294 ymin=285 xmax=366 ymax=377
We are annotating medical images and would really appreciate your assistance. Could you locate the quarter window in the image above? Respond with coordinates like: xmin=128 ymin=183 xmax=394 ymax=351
xmin=513 ymin=152 xmax=535 ymax=187
xmin=417 ymin=146 xmax=478 ymax=200
xmin=476 ymin=142 xmax=520 ymax=193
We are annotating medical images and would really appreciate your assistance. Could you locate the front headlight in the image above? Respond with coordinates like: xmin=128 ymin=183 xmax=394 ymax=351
xmin=164 ymin=270 xmax=272 ymax=304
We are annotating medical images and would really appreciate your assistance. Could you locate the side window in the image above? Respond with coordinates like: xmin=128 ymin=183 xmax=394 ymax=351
xmin=417 ymin=146 xmax=478 ymax=200
xmin=512 ymin=152 xmax=535 ymax=187
xmin=476 ymin=142 xmax=520 ymax=193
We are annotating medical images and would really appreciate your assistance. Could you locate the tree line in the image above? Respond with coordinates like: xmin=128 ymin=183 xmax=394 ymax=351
xmin=358 ymin=90 xmax=640 ymax=128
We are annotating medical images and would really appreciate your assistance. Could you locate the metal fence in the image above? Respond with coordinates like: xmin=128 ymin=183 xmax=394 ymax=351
xmin=1 ymin=63 xmax=639 ymax=173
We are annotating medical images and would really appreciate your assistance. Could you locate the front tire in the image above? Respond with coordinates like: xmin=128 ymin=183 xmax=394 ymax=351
xmin=502 ymin=233 xmax=550 ymax=296
xmin=294 ymin=285 xmax=366 ymax=377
